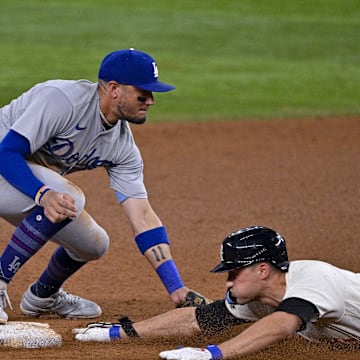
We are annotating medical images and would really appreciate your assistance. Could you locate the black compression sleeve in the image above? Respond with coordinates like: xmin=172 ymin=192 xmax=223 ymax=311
xmin=275 ymin=297 xmax=319 ymax=328
xmin=195 ymin=300 xmax=248 ymax=335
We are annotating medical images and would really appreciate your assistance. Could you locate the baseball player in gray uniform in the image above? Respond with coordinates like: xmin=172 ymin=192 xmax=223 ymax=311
xmin=73 ymin=226 xmax=360 ymax=359
xmin=0 ymin=48 xmax=209 ymax=324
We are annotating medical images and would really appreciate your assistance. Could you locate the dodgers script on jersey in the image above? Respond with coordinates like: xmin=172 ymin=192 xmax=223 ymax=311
xmin=225 ymin=260 xmax=360 ymax=345
xmin=0 ymin=80 xmax=147 ymax=199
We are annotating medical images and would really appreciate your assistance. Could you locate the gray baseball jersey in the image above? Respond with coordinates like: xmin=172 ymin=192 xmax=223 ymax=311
xmin=226 ymin=260 xmax=360 ymax=344
xmin=0 ymin=79 xmax=147 ymax=199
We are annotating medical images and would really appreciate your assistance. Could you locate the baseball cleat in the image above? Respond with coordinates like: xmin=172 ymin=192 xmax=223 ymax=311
xmin=0 ymin=288 xmax=13 ymax=324
xmin=20 ymin=285 xmax=102 ymax=319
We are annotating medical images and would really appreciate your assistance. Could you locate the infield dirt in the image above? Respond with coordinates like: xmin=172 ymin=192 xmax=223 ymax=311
xmin=0 ymin=116 xmax=359 ymax=359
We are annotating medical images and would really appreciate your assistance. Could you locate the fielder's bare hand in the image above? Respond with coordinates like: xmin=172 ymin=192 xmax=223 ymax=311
xmin=40 ymin=190 xmax=78 ymax=222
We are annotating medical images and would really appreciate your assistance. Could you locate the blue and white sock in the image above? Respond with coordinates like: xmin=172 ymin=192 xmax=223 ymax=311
xmin=0 ymin=207 xmax=70 ymax=283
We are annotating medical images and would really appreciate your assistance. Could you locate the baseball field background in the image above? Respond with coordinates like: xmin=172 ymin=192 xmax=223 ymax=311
xmin=0 ymin=1 xmax=360 ymax=359
xmin=1 ymin=0 xmax=359 ymax=120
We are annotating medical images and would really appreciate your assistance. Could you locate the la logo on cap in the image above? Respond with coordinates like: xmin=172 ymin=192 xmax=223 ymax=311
xmin=152 ymin=62 xmax=159 ymax=79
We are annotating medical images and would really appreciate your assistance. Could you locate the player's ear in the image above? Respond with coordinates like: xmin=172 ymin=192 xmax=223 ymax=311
xmin=257 ymin=263 xmax=270 ymax=278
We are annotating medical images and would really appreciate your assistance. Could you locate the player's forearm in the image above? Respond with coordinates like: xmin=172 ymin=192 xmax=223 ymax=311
xmin=133 ymin=307 xmax=199 ymax=338
xmin=143 ymin=243 xmax=172 ymax=269
xmin=218 ymin=311 xmax=300 ymax=358
xmin=135 ymin=225 xmax=186 ymax=299
xmin=123 ymin=199 xmax=187 ymax=300
xmin=122 ymin=197 xmax=163 ymax=236
xmin=144 ymin=243 xmax=187 ymax=300
xmin=73 ymin=308 xmax=200 ymax=342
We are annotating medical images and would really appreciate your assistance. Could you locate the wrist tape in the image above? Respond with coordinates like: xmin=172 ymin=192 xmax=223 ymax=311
xmin=118 ymin=317 xmax=139 ymax=338
xmin=35 ymin=185 xmax=52 ymax=206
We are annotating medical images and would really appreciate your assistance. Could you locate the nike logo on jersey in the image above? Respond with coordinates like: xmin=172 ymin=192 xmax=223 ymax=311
xmin=75 ymin=124 xmax=87 ymax=130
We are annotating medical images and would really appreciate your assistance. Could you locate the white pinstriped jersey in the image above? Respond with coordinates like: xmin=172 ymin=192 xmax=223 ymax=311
xmin=226 ymin=260 xmax=360 ymax=344
xmin=0 ymin=79 xmax=147 ymax=199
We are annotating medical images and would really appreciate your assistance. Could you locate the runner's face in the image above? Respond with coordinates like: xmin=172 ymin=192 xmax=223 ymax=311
xmin=226 ymin=266 xmax=260 ymax=305
xmin=114 ymin=85 xmax=154 ymax=124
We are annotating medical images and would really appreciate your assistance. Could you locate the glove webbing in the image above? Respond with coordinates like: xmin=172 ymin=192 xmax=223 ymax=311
xmin=118 ymin=316 xmax=139 ymax=338
xmin=176 ymin=290 xmax=212 ymax=308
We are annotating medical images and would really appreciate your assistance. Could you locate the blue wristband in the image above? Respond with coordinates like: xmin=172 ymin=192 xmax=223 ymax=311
xmin=109 ymin=326 xmax=121 ymax=340
xmin=156 ymin=260 xmax=184 ymax=295
xmin=206 ymin=345 xmax=223 ymax=360
xmin=135 ymin=226 xmax=169 ymax=254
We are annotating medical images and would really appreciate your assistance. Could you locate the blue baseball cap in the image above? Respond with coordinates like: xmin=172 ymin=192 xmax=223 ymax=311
xmin=98 ymin=48 xmax=176 ymax=92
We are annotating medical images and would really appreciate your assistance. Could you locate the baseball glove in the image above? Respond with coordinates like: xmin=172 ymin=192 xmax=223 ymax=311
xmin=176 ymin=290 xmax=213 ymax=308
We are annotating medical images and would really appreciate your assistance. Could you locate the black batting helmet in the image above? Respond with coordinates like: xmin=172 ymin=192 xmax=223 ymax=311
xmin=211 ymin=226 xmax=289 ymax=273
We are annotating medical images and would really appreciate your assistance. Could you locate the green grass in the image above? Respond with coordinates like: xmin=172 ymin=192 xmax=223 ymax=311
xmin=0 ymin=0 xmax=359 ymax=121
